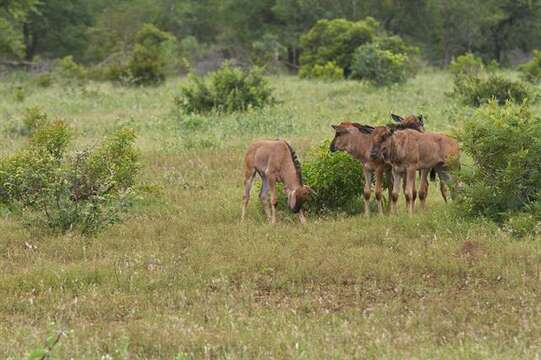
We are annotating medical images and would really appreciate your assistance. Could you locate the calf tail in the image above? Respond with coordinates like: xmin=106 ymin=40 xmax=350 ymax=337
xmin=430 ymin=168 xmax=437 ymax=182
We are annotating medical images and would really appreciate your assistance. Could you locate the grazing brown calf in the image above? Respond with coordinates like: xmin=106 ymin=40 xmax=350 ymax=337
xmin=329 ymin=116 xmax=424 ymax=216
xmin=242 ymin=140 xmax=312 ymax=224
xmin=370 ymin=127 xmax=460 ymax=214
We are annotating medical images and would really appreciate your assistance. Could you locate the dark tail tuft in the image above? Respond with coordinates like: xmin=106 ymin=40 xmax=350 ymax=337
xmin=430 ymin=168 xmax=437 ymax=182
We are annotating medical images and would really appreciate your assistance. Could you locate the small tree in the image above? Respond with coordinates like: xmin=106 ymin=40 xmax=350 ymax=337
xmin=299 ymin=17 xmax=379 ymax=77
xmin=126 ymin=23 xmax=176 ymax=86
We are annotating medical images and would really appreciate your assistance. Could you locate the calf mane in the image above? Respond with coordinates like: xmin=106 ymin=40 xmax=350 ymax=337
xmin=285 ymin=141 xmax=303 ymax=185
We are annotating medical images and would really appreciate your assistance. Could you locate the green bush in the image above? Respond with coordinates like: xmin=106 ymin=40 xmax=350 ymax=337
xmin=299 ymin=61 xmax=344 ymax=81
xmin=21 ymin=106 xmax=50 ymax=135
xmin=0 ymin=120 xmax=140 ymax=235
xmin=126 ymin=24 xmax=175 ymax=86
xmin=34 ymin=73 xmax=53 ymax=88
xmin=449 ymin=53 xmax=484 ymax=77
xmin=349 ymin=41 xmax=415 ymax=86
xmin=452 ymin=74 xmax=530 ymax=106
xmin=455 ymin=102 xmax=541 ymax=222
xmin=299 ymin=17 xmax=378 ymax=77
xmin=519 ymin=49 xmax=541 ymax=84
xmin=55 ymin=56 xmax=88 ymax=85
xmin=176 ymin=63 xmax=276 ymax=114
xmin=302 ymin=141 xmax=364 ymax=213
xmin=96 ymin=24 xmax=176 ymax=86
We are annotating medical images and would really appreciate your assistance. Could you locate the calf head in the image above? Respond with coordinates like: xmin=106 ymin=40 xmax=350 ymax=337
xmin=330 ymin=122 xmax=373 ymax=153
xmin=391 ymin=113 xmax=425 ymax=132
xmin=288 ymin=185 xmax=312 ymax=213
xmin=370 ymin=126 xmax=394 ymax=161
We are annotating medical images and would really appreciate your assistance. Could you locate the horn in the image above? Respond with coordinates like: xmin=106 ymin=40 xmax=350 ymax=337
xmin=391 ymin=113 xmax=403 ymax=123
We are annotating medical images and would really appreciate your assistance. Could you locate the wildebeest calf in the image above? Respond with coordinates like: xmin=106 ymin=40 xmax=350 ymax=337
xmin=242 ymin=140 xmax=312 ymax=224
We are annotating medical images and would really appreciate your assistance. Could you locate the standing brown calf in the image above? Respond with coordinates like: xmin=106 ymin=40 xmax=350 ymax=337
xmin=329 ymin=116 xmax=424 ymax=216
xmin=370 ymin=127 xmax=460 ymax=214
xmin=242 ymin=140 xmax=312 ymax=224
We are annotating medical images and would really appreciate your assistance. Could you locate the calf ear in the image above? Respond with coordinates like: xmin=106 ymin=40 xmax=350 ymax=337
xmin=418 ymin=114 xmax=424 ymax=126
xmin=391 ymin=114 xmax=403 ymax=123
xmin=352 ymin=123 xmax=374 ymax=134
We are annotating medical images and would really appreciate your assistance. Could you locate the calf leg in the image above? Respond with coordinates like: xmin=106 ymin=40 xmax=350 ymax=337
xmin=259 ymin=176 xmax=272 ymax=222
xmin=418 ymin=169 xmax=430 ymax=209
xmin=439 ymin=172 xmax=449 ymax=203
xmin=268 ymin=178 xmax=278 ymax=224
xmin=298 ymin=209 xmax=306 ymax=224
xmin=363 ymin=168 xmax=373 ymax=216
xmin=405 ymin=168 xmax=417 ymax=215
xmin=241 ymin=169 xmax=256 ymax=222
xmin=391 ymin=169 xmax=402 ymax=215
xmin=374 ymin=166 xmax=384 ymax=215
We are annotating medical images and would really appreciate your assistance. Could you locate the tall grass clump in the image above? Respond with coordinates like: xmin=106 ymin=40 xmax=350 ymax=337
xmin=176 ymin=63 xmax=276 ymax=114
xmin=299 ymin=61 xmax=344 ymax=81
xmin=455 ymin=101 xmax=541 ymax=231
xmin=0 ymin=118 xmax=140 ymax=235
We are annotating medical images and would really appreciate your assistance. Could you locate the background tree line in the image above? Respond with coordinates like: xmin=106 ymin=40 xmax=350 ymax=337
xmin=1 ymin=0 xmax=541 ymax=67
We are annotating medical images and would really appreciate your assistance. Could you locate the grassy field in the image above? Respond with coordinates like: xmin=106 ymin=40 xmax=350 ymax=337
xmin=0 ymin=70 xmax=540 ymax=359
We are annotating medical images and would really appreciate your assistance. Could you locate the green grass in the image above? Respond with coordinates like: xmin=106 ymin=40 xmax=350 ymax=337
xmin=0 ymin=70 xmax=540 ymax=358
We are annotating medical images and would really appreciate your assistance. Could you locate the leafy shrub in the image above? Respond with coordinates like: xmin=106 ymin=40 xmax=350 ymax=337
xmin=176 ymin=63 xmax=276 ymax=114
xmin=126 ymin=24 xmax=175 ymax=86
xmin=455 ymin=102 xmax=541 ymax=222
xmin=519 ymin=49 xmax=541 ymax=84
xmin=449 ymin=53 xmax=484 ymax=77
xmin=95 ymin=24 xmax=175 ymax=86
xmin=299 ymin=61 xmax=344 ymax=81
xmin=21 ymin=106 xmax=50 ymax=135
xmin=452 ymin=74 xmax=530 ymax=106
xmin=349 ymin=41 xmax=416 ymax=86
xmin=34 ymin=73 xmax=53 ymax=88
xmin=0 ymin=120 xmax=140 ymax=235
xmin=302 ymin=141 xmax=364 ymax=213
xmin=55 ymin=56 xmax=88 ymax=85
xmin=299 ymin=17 xmax=378 ymax=76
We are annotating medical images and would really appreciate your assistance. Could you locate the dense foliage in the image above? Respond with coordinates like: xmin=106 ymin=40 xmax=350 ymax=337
xmin=299 ymin=17 xmax=378 ymax=77
xmin=302 ymin=141 xmax=364 ymax=213
xmin=2 ymin=0 xmax=541 ymax=67
xmin=299 ymin=61 xmax=344 ymax=81
xmin=519 ymin=49 xmax=541 ymax=84
xmin=177 ymin=63 xmax=276 ymax=113
xmin=452 ymin=74 xmax=530 ymax=107
xmin=349 ymin=38 xmax=417 ymax=85
xmin=456 ymin=102 xmax=541 ymax=225
xmin=0 ymin=118 xmax=140 ymax=235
